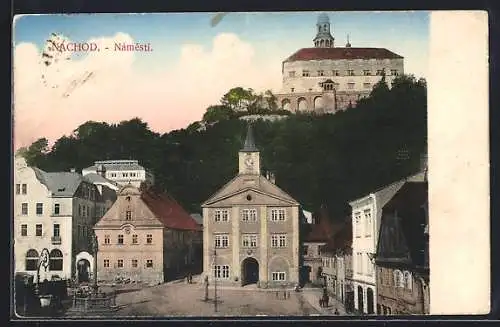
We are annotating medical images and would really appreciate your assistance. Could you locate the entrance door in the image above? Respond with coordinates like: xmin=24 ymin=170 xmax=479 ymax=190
xmin=77 ymin=259 xmax=90 ymax=283
xmin=241 ymin=257 xmax=259 ymax=286
xmin=357 ymin=286 xmax=364 ymax=313
xmin=367 ymin=288 xmax=375 ymax=314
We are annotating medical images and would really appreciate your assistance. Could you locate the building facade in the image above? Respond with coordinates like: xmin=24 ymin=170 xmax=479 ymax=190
xmin=93 ymin=184 xmax=201 ymax=285
xmin=375 ymin=182 xmax=429 ymax=315
xmin=275 ymin=13 xmax=404 ymax=113
xmin=13 ymin=156 xmax=115 ymax=282
xmin=202 ymin=125 xmax=301 ymax=288
xmin=349 ymin=171 xmax=426 ymax=314
xmin=82 ymin=160 xmax=155 ymax=188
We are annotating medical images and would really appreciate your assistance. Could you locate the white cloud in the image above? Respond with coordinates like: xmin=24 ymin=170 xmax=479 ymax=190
xmin=13 ymin=32 xmax=283 ymax=150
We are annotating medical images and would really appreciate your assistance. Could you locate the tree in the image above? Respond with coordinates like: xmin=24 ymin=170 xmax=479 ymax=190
xmin=23 ymin=137 xmax=49 ymax=166
xmin=203 ymin=105 xmax=234 ymax=123
xmin=220 ymin=87 xmax=256 ymax=111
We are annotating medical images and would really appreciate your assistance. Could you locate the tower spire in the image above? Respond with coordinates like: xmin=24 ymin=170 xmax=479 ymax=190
xmin=241 ymin=123 xmax=258 ymax=152
xmin=313 ymin=13 xmax=335 ymax=48
xmin=346 ymin=33 xmax=351 ymax=47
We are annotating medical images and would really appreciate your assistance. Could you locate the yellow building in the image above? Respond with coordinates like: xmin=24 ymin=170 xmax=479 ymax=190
xmin=94 ymin=184 xmax=201 ymax=285
xmin=202 ymin=125 xmax=301 ymax=288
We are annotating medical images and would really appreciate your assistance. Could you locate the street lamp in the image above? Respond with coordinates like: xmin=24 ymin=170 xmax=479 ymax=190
xmin=91 ymin=232 xmax=99 ymax=295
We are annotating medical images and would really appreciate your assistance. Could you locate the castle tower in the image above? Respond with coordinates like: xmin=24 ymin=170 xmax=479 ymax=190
xmin=313 ymin=13 xmax=335 ymax=48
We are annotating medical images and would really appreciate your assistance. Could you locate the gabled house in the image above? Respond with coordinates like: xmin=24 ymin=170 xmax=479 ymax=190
xmin=374 ymin=181 xmax=429 ymax=315
xmin=94 ymin=184 xmax=201 ymax=285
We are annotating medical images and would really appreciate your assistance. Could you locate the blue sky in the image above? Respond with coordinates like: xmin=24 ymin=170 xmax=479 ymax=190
xmin=14 ymin=12 xmax=429 ymax=76
xmin=13 ymin=12 xmax=429 ymax=148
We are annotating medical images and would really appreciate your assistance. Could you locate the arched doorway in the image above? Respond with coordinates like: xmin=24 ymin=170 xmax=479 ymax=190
xmin=281 ymin=99 xmax=291 ymax=111
xmin=314 ymin=96 xmax=324 ymax=110
xmin=241 ymin=257 xmax=259 ymax=286
xmin=77 ymin=259 xmax=91 ymax=283
xmin=357 ymin=286 xmax=364 ymax=313
xmin=367 ymin=287 xmax=375 ymax=314
xmin=297 ymin=97 xmax=308 ymax=111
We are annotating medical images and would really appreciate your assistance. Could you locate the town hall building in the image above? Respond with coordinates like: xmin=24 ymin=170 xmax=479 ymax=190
xmin=275 ymin=13 xmax=404 ymax=113
xmin=202 ymin=125 xmax=301 ymax=288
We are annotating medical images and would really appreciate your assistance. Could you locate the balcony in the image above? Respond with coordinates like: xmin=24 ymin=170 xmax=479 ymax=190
xmin=51 ymin=236 xmax=62 ymax=245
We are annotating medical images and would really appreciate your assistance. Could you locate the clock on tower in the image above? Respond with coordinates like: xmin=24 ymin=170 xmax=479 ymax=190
xmin=239 ymin=124 xmax=260 ymax=175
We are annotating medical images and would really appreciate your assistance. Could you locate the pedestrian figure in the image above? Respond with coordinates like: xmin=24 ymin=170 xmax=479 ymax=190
xmin=283 ymin=290 xmax=286 ymax=300
xmin=334 ymin=308 xmax=339 ymax=315
xmin=275 ymin=291 xmax=279 ymax=299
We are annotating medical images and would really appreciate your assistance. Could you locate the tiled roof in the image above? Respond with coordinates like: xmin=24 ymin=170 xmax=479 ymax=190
xmin=84 ymin=172 xmax=120 ymax=187
xmin=33 ymin=167 xmax=86 ymax=197
xmin=284 ymin=47 xmax=403 ymax=62
xmin=83 ymin=160 xmax=145 ymax=172
xmin=190 ymin=213 xmax=203 ymax=225
xmin=141 ymin=189 xmax=202 ymax=232
xmin=377 ymin=182 xmax=429 ymax=267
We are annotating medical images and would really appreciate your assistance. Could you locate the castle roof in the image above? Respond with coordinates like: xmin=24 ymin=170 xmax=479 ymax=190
xmin=284 ymin=47 xmax=403 ymax=63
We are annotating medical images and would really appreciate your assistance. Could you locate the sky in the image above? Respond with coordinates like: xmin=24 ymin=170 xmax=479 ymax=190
xmin=12 ymin=11 xmax=429 ymax=150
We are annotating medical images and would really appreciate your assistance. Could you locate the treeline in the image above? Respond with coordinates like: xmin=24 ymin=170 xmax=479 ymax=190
xmin=20 ymin=74 xmax=427 ymax=219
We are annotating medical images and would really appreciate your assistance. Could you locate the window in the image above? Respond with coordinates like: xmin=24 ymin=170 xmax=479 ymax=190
xmin=363 ymin=83 xmax=372 ymax=89
xmin=376 ymin=69 xmax=384 ymax=76
xmin=214 ymin=209 xmax=229 ymax=222
xmin=356 ymin=252 xmax=363 ymax=273
xmin=82 ymin=205 xmax=86 ymax=217
xmin=123 ymin=173 xmax=128 ymax=178
xmin=117 ymin=259 xmax=123 ymax=268
xmin=53 ymin=224 xmax=60 ymax=237
xmin=132 ymin=234 xmax=138 ymax=244
xmin=347 ymin=83 xmax=355 ymax=90
xmin=271 ymin=233 xmax=286 ymax=248
xmin=347 ymin=70 xmax=354 ymax=76
xmin=364 ymin=209 xmax=372 ymax=236
xmin=213 ymin=265 xmax=230 ymax=279
xmin=317 ymin=70 xmax=324 ymax=76
xmin=214 ymin=234 xmax=229 ymax=248
xmin=22 ymin=184 xmax=27 ymax=194
xmin=242 ymin=234 xmax=258 ymax=248
xmin=146 ymin=234 xmax=153 ymax=244
xmin=125 ymin=210 xmax=132 ymax=220
xmin=390 ymin=69 xmax=398 ymax=76
xmin=25 ymin=249 xmax=39 ymax=271
xmin=111 ymin=173 xmax=117 ymax=178
xmin=366 ymin=254 xmax=374 ymax=275
xmin=104 ymin=259 xmax=110 ymax=268
xmin=20 ymin=224 xmax=28 ymax=236
xmin=78 ymin=204 xmax=82 ymax=216
xmin=354 ymin=212 xmax=362 ymax=237
xmin=302 ymin=70 xmax=310 ymax=77
xmin=104 ymin=235 xmax=110 ymax=244
xmin=54 ymin=203 xmax=60 ymax=215
xmin=288 ymin=71 xmax=295 ymax=77
xmin=333 ymin=70 xmax=339 ymax=76
xmin=146 ymin=260 xmax=153 ymax=268
xmin=49 ymin=249 xmax=63 ymax=270
xmin=132 ymin=259 xmax=138 ymax=268
xmin=393 ymin=270 xmax=404 ymax=287
xmin=403 ymin=271 xmax=413 ymax=290
xmin=16 ymin=184 xmax=20 ymax=194
xmin=118 ymin=234 xmax=124 ymax=244
xmin=36 ymin=224 xmax=42 ymax=236
xmin=21 ymin=203 xmax=28 ymax=215
xmin=242 ymin=209 xmax=257 ymax=222
xmin=36 ymin=203 xmax=43 ymax=215
xmin=291 ymin=88 xmax=294 ymax=93
xmin=272 ymin=272 xmax=286 ymax=281
xmin=363 ymin=70 xmax=372 ymax=76
xmin=271 ymin=208 xmax=286 ymax=221
xmin=303 ymin=245 xmax=308 ymax=255
xmin=130 ymin=173 xmax=136 ymax=177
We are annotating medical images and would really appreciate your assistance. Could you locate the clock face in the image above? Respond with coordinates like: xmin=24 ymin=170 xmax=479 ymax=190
xmin=245 ymin=157 xmax=254 ymax=168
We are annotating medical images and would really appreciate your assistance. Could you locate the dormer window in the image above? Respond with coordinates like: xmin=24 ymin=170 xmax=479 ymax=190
xmin=317 ymin=70 xmax=324 ymax=76
xmin=125 ymin=210 xmax=132 ymax=221
xmin=302 ymin=70 xmax=310 ymax=77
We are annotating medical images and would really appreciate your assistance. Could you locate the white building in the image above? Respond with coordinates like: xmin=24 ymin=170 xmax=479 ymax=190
xmin=13 ymin=156 xmax=116 ymax=282
xmin=82 ymin=160 xmax=154 ymax=188
xmin=349 ymin=172 xmax=425 ymax=314
xmin=275 ymin=13 xmax=404 ymax=113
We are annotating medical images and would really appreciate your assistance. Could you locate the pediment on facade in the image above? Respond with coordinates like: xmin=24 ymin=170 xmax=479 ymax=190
xmin=203 ymin=174 xmax=299 ymax=207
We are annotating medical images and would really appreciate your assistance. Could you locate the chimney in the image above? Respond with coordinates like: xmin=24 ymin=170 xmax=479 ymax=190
xmin=269 ymin=172 xmax=276 ymax=184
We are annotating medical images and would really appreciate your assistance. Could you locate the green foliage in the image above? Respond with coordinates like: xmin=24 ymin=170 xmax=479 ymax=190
xmin=203 ymin=105 xmax=234 ymax=123
xmin=27 ymin=74 xmax=427 ymax=218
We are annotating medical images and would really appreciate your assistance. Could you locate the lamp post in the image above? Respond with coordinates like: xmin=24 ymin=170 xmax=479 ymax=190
xmin=91 ymin=233 xmax=99 ymax=295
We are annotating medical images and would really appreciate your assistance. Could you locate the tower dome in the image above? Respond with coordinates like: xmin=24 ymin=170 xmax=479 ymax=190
xmin=313 ymin=13 xmax=335 ymax=48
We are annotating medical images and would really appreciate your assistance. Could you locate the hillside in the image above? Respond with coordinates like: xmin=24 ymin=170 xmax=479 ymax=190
xmin=20 ymin=74 xmax=427 ymax=218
